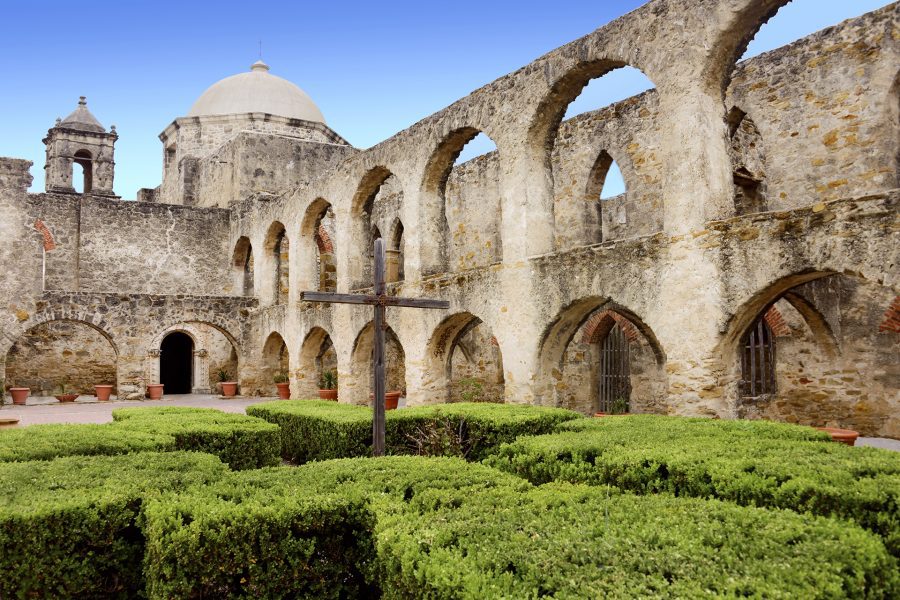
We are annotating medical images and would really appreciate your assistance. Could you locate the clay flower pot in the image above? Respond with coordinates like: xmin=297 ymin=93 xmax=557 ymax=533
xmin=9 ymin=387 xmax=29 ymax=405
xmin=816 ymin=427 xmax=859 ymax=447
xmin=95 ymin=385 xmax=113 ymax=402
xmin=147 ymin=384 xmax=164 ymax=400
xmin=371 ymin=391 xmax=402 ymax=411
xmin=318 ymin=389 xmax=338 ymax=401
xmin=593 ymin=412 xmax=607 ymax=417
xmin=276 ymin=382 xmax=291 ymax=400
xmin=220 ymin=382 xmax=238 ymax=397
xmin=55 ymin=394 xmax=78 ymax=403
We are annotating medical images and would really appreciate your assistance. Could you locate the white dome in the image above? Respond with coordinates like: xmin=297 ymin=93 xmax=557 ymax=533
xmin=188 ymin=61 xmax=325 ymax=123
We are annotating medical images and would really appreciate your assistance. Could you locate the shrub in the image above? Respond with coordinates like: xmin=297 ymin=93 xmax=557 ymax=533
xmin=0 ymin=407 xmax=280 ymax=470
xmin=0 ymin=452 xmax=227 ymax=599
xmin=143 ymin=457 xmax=897 ymax=598
xmin=112 ymin=407 xmax=282 ymax=470
xmin=247 ymin=400 xmax=582 ymax=463
xmin=487 ymin=416 xmax=900 ymax=556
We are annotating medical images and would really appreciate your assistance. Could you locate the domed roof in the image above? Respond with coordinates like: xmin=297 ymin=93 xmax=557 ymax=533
xmin=187 ymin=61 xmax=325 ymax=123
xmin=60 ymin=97 xmax=106 ymax=133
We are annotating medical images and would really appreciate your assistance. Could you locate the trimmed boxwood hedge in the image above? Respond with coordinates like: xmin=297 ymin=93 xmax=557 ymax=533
xmin=0 ymin=407 xmax=280 ymax=469
xmin=487 ymin=415 xmax=900 ymax=556
xmin=143 ymin=457 xmax=899 ymax=599
xmin=246 ymin=400 xmax=582 ymax=463
xmin=0 ymin=451 xmax=227 ymax=599
xmin=112 ymin=407 xmax=281 ymax=470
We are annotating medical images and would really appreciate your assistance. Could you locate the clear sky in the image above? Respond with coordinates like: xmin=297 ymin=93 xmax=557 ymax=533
xmin=0 ymin=0 xmax=890 ymax=198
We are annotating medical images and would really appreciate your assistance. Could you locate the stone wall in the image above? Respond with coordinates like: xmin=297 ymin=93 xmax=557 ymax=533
xmin=445 ymin=154 xmax=503 ymax=270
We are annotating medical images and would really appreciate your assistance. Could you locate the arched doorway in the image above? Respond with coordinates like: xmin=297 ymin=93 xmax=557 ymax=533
xmin=160 ymin=331 xmax=193 ymax=394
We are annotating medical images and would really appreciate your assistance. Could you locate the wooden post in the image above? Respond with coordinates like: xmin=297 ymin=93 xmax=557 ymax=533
xmin=372 ymin=238 xmax=386 ymax=456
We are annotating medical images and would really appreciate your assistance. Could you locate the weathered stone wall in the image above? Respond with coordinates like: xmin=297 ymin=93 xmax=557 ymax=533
xmin=445 ymin=154 xmax=503 ymax=270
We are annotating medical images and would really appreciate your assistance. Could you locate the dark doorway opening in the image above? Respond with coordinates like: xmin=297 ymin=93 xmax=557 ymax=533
xmin=160 ymin=331 xmax=193 ymax=394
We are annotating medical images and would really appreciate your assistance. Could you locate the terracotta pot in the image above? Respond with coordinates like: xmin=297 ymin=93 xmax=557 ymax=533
xmin=276 ymin=382 xmax=291 ymax=400
xmin=95 ymin=385 xmax=114 ymax=401
xmin=9 ymin=387 xmax=29 ymax=405
xmin=0 ymin=417 xmax=19 ymax=428
xmin=147 ymin=384 xmax=164 ymax=400
xmin=816 ymin=427 xmax=859 ymax=447
xmin=220 ymin=382 xmax=238 ymax=397
xmin=55 ymin=394 xmax=78 ymax=403
xmin=593 ymin=412 xmax=607 ymax=417
xmin=371 ymin=391 xmax=402 ymax=411
xmin=318 ymin=389 xmax=338 ymax=401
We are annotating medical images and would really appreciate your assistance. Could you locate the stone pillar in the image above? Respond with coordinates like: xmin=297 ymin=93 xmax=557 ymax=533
xmin=192 ymin=348 xmax=211 ymax=394
xmin=385 ymin=250 xmax=401 ymax=283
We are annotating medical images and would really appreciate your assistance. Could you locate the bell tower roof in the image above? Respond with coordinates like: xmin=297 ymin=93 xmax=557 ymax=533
xmin=59 ymin=97 xmax=106 ymax=133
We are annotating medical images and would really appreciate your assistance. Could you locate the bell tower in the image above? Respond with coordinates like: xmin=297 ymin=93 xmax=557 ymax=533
xmin=43 ymin=97 xmax=118 ymax=197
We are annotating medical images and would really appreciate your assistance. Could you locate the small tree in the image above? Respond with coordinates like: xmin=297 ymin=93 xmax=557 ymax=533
xmin=319 ymin=370 xmax=337 ymax=390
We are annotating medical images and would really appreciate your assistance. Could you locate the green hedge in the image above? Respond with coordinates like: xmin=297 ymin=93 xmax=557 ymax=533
xmin=486 ymin=415 xmax=900 ymax=556
xmin=0 ymin=407 xmax=280 ymax=470
xmin=0 ymin=452 xmax=227 ymax=599
xmin=246 ymin=400 xmax=582 ymax=463
xmin=112 ymin=407 xmax=281 ymax=470
xmin=143 ymin=457 xmax=898 ymax=599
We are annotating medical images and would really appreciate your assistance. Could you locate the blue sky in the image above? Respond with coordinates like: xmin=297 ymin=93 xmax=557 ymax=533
xmin=0 ymin=0 xmax=890 ymax=198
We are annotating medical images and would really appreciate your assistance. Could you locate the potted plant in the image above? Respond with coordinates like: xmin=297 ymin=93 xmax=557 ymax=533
xmin=146 ymin=383 xmax=164 ymax=400
xmin=370 ymin=390 xmax=403 ymax=411
xmin=815 ymin=426 xmax=859 ymax=446
xmin=8 ymin=380 xmax=29 ymax=406
xmin=274 ymin=372 xmax=290 ymax=400
xmin=217 ymin=368 xmax=238 ymax=398
xmin=55 ymin=379 xmax=78 ymax=403
xmin=94 ymin=384 xmax=114 ymax=402
xmin=318 ymin=370 xmax=338 ymax=401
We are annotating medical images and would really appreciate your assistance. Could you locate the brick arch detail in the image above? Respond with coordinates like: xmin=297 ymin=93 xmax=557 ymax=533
xmin=315 ymin=225 xmax=334 ymax=253
xmin=763 ymin=305 xmax=791 ymax=337
xmin=878 ymin=296 xmax=900 ymax=333
xmin=581 ymin=310 xmax=640 ymax=344
xmin=34 ymin=219 xmax=57 ymax=251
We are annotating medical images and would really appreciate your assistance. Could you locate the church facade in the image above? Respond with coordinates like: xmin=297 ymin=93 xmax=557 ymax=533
xmin=0 ymin=0 xmax=897 ymax=436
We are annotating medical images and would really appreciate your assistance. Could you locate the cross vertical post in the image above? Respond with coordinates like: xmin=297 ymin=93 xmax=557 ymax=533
xmin=372 ymin=239 xmax=386 ymax=456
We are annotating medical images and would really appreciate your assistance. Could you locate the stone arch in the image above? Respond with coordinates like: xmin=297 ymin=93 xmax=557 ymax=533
xmin=423 ymin=312 xmax=504 ymax=404
xmin=261 ymin=330 xmax=290 ymax=396
xmin=231 ymin=236 xmax=254 ymax=296
xmin=584 ymin=149 xmax=631 ymax=243
xmin=300 ymin=198 xmax=336 ymax=292
xmin=296 ymin=326 xmax=337 ymax=398
xmin=350 ymin=166 xmax=399 ymax=289
xmin=73 ymin=149 xmax=93 ymax=194
xmin=263 ymin=221 xmax=289 ymax=305
xmin=147 ymin=321 xmax=240 ymax=395
xmin=536 ymin=297 xmax=666 ymax=414
xmin=526 ymin=60 xmax=658 ymax=251
xmin=420 ymin=127 xmax=502 ymax=274
xmin=722 ymin=271 xmax=898 ymax=436
xmin=3 ymin=317 xmax=118 ymax=397
xmin=387 ymin=217 xmax=405 ymax=283
xmin=348 ymin=321 xmax=406 ymax=405
xmin=726 ymin=106 xmax=768 ymax=215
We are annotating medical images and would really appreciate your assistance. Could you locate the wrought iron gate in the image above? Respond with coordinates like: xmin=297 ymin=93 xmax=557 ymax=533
xmin=598 ymin=323 xmax=631 ymax=413
xmin=740 ymin=318 xmax=776 ymax=398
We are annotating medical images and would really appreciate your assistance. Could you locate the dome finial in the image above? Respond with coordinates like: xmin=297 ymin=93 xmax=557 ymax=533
xmin=251 ymin=60 xmax=269 ymax=73
xmin=78 ymin=96 xmax=87 ymax=106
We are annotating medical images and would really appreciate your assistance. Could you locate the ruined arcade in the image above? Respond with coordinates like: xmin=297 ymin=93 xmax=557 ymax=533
xmin=0 ymin=0 xmax=897 ymax=437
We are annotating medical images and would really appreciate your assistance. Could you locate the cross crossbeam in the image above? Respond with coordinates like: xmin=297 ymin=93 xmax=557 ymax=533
xmin=299 ymin=239 xmax=448 ymax=456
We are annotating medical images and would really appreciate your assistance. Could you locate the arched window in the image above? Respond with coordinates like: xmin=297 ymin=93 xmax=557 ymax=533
xmin=232 ymin=237 xmax=254 ymax=296
xmin=73 ymin=149 xmax=92 ymax=194
xmin=597 ymin=322 xmax=631 ymax=413
xmin=586 ymin=150 xmax=628 ymax=242
xmin=740 ymin=317 xmax=776 ymax=398
xmin=727 ymin=107 xmax=767 ymax=215
xmin=388 ymin=220 xmax=404 ymax=283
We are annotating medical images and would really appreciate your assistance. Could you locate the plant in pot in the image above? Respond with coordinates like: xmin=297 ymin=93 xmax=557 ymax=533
xmin=217 ymin=368 xmax=238 ymax=398
xmin=370 ymin=389 xmax=403 ymax=411
xmin=55 ymin=378 xmax=78 ymax=403
xmin=274 ymin=372 xmax=291 ymax=400
xmin=8 ymin=378 xmax=29 ymax=406
xmin=318 ymin=370 xmax=338 ymax=401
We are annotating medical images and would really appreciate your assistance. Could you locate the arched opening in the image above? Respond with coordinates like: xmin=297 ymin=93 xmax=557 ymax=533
xmin=727 ymin=107 xmax=767 ymax=215
xmin=537 ymin=298 xmax=666 ymax=415
xmin=351 ymin=167 xmax=397 ymax=289
xmin=562 ymin=66 xmax=656 ymax=121
xmin=261 ymin=331 xmax=289 ymax=396
xmin=73 ymin=149 xmax=92 ymax=194
xmin=263 ymin=222 xmax=289 ymax=305
xmin=727 ymin=273 xmax=897 ymax=436
xmin=423 ymin=312 xmax=505 ymax=405
xmin=387 ymin=219 xmax=405 ymax=283
xmin=349 ymin=322 xmax=406 ymax=405
xmin=301 ymin=199 xmax=336 ymax=292
xmin=296 ymin=327 xmax=337 ymax=398
xmin=585 ymin=150 xmax=629 ymax=242
xmin=5 ymin=320 xmax=117 ymax=399
xmin=421 ymin=128 xmax=501 ymax=273
xmin=160 ymin=331 xmax=193 ymax=394
xmin=231 ymin=237 xmax=254 ymax=296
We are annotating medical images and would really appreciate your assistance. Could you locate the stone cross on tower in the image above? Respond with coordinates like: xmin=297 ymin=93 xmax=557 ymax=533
xmin=300 ymin=239 xmax=448 ymax=456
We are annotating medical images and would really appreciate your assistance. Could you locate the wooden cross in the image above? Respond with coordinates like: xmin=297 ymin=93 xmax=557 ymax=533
xmin=300 ymin=238 xmax=449 ymax=456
